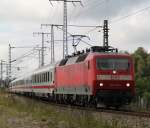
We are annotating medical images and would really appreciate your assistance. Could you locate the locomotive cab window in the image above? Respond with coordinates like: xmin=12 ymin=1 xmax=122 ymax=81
xmin=96 ymin=58 xmax=130 ymax=70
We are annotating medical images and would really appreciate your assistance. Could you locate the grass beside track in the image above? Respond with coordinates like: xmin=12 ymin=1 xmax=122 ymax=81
xmin=0 ymin=89 xmax=149 ymax=128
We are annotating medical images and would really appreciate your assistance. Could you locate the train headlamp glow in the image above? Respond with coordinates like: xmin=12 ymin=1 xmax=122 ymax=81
xmin=113 ymin=70 xmax=117 ymax=74
xmin=126 ymin=83 xmax=130 ymax=87
xmin=100 ymin=83 xmax=103 ymax=87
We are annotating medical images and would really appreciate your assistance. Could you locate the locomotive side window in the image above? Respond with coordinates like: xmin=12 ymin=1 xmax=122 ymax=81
xmin=96 ymin=58 xmax=130 ymax=70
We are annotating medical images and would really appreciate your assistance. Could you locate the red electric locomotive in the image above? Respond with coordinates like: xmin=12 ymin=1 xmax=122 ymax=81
xmin=55 ymin=46 xmax=135 ymax=107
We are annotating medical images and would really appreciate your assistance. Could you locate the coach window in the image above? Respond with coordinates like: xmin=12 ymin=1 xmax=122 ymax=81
xmin=41 ymin=73 xmax=43 ymax=82
xmin=36 ymin=75 xmax=38 ymax=83
xmin=49 ymin=72 xmax=51 ymax=82
xmin=45 ymin=72 xmax=47 ymax=82
xmin=41 ymin=74 xmax=43 ymax=83
xmin=42 ymin=73 xmax=44 ymax=82
xmin=48 ymin=72 xmax=49 ymax=81
xmin=31 ymin=76 xmax=33 ymax=83
xmin=43 ymin=73 xmax=44 ymax=82
xmin=43 ymin=73 xmax=45 ymax=82
xmin=35 ymin=75 xmax=36 ymax=83
xmin=39 ymin=74 xmax=41 ymax=83
xmin=34 ymin=75 xmax=36 ymax=83
xmin=33 ymin=75 xmax=35 ymax=83
xmin=41 ymin=74 xmax=42 ymax=83
xmin=50 ymin=72 xmax=52 ymax=82
xmin=38 ymin=74 xmax=40 ymax=83
xmin=35 ymin=75 xmax=37 ymax=83
xmin=40 ymin=74 xmax=42 ymax=83
xmin=36 ymin=75 xmax=37 ymax=83
xmin=42 ymin=73 xmax=43 ymax=83
xmin=36 ymin=74 xmax=39 ymax=83
xmin=44 ymin=73 xmax=46 ymax=82
xmin=37 ymin=75 xmax=39 ymax=83
xmin=45 ymin=73 xmax=47 ymax=82
xmin=45 ymin=73 xmax=46 ymax=82
xmin=46 ymin=72 xmax=48 ymax=82
xmin=37 ymin=74 xmax=39 ymax=83
xmin=32 ymin=76 xmax=34 ymax=83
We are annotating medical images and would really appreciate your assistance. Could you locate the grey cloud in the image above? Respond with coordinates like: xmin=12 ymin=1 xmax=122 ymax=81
xmin=70 ymin=0 xmax=150 ymax=22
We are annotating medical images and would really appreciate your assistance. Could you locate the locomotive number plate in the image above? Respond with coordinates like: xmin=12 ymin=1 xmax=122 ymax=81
xmin=111 ymin=75 xmax=119 ymax=80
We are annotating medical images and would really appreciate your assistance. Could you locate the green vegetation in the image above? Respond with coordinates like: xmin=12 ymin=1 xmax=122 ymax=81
xmin=1 ymin=90 xmax=147 ymax=128
xmin=131 ymin=47 xmax=150 ymax=110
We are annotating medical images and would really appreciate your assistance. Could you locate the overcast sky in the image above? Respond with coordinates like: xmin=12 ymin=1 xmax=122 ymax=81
xmin=0 ymin=0 xmax=150 ymax=77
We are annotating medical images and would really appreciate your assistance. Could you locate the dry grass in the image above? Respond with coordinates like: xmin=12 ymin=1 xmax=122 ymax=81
xmin=0 ymin=89 xmax=149 ymax=128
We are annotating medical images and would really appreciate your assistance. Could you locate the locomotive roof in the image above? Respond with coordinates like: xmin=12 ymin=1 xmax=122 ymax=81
xmin=57 ymin=51 xmax=131 ymax=67
xmin=89 ymin=52 xmax=131 ymax=57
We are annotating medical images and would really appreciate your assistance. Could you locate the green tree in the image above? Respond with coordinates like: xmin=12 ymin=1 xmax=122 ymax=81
xmin=143 ymin=92 xmax=150 ymax=109
xmin=134 ymin=47 xmax=148 ymax=59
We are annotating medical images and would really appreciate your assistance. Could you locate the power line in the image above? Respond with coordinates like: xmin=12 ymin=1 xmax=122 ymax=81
xmin=68 ymin=25 xmax=102 ymax=28
xmin=41 ymin=24 xmax=101 ymax=28
xmin=110 ymin=5 xmax=150 ymax=24
xmin=77 ymin=3 xmax=150 ymax=37
xmin=56 ymin=26 xmax=93 ymax=46
xmin=84 ymin=5 xmax=150 ymax=35
xmin=12 ymin=49 xmax=36 ymax=63
xmin=74 ymin=0 xmax=108 ymax=21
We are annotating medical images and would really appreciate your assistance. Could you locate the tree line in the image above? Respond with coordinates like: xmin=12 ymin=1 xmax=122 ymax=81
xmin=131 ymin=47 xmax=150 ymax=109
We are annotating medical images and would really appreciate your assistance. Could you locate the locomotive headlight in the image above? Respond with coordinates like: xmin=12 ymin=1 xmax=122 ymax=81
xmin=100 ymin=83 xmax=103 ymax=87
xmin=126 ymin=83 xmax=130 ymax=87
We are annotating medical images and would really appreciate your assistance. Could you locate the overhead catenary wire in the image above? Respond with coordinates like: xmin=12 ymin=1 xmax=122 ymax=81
xmin=68 ymin=0 xmax=100 ymax=22
xmin=83 ymin=4 xmax=150 ymax=36
xmin=56 ymin=26 xmax=93 ymax=46
xmin=12 ymin=49 xmax=36 ymax=63
xmin=73 ymin=0 xmax=108 ymax=21
xmin=110 ymin=5 xmax=150 ymax=24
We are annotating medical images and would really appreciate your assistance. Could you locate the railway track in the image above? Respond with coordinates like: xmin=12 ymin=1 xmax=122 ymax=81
xmin=16 ymin=94 xmax=150 ymax=119
xmin=50 ymin=103 xmax=150 ymax=118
